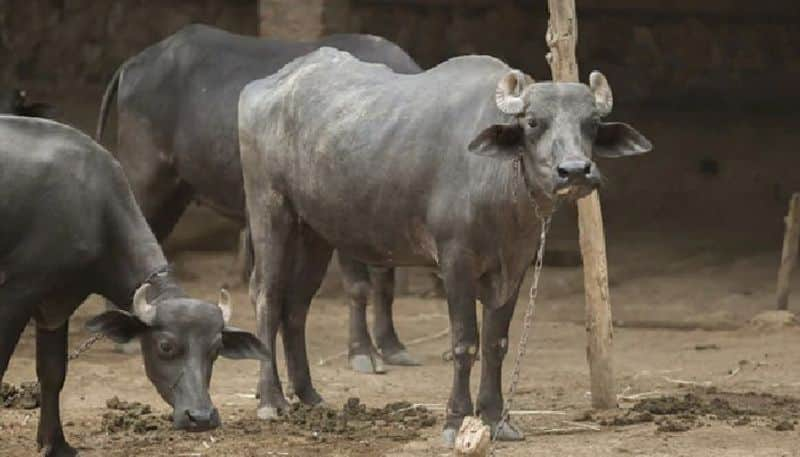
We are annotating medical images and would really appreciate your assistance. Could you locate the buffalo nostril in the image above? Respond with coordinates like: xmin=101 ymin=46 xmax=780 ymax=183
xmin=186 ymin=409 xmax=211 ymax=425
xmin=583 ymin=163 xmax=592 ymax=175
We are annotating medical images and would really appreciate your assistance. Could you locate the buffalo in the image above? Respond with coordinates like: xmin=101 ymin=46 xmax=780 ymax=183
xmin=239 ymin=48 xmax=651 ymax=445
xmin=96 ymin=24 xmax=423 ymax=373
xmin=0 ymin=116 xmax=268 ymax=456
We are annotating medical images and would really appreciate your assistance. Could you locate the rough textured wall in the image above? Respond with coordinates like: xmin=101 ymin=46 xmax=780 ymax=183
xmin=0 ymin=0 xmax=257 ymax=86
xmin=336 ymin=0 xmax=800 ymax=109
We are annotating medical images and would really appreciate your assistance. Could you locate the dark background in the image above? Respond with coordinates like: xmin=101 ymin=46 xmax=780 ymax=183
xmin=2 ymin=0 xmax=798 ymax=289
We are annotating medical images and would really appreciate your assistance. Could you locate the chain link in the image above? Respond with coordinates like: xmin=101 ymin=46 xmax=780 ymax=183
xmin=68 ymin=333 xmax=104 ymax=361
xmin=489 ymin=213 xmax=552 ymax=456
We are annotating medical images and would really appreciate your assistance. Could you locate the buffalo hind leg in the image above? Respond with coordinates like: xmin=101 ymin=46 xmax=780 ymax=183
xmin=439 ymin=247 xmax=479 ymax=448
xmin=149 ymin=179 xmax=194 ymax=242
xmin=251 ymin=191 xmax=295 ymax=420
xmin=371 ymin=267 xmax=419 ymax=366
xmin=476 ymin=290 xmax=525 ymax=441
xmin=339 ymin=255 xmax=385 ymax=374
xmin=283 ymin=225 xmax=333 ymax=404
xmin=36 ymin=323 xmax=77 ymax=457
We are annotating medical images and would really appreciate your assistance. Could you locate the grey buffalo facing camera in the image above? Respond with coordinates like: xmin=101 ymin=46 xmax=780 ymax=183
xmin=239 ymin=48 xmax=651 ymax=447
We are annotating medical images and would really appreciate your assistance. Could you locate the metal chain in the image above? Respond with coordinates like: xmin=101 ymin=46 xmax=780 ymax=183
xmin=489 ymin=213 xmax=552 ymax=456
xmin=66 ymin=265 xmax=167 ymax=362
xmin=68 ymin=333 xmax=105 ymax=361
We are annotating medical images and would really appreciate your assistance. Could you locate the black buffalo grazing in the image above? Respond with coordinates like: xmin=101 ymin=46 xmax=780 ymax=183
xmin=95 ymin=24 xmax=422 ymax=374
xmin=0 ymin=116 xmax=268 ymax=457
xmin=239 ymin=48 xmax=652 ymax=445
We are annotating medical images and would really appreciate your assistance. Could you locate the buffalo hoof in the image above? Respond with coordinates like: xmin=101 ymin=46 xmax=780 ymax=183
xmin=492 ymin=421 xmax=525 ymax=441
xmin=381 ymin=348 xmax=420 ymax=366
xmin=256 ymin=406 xmax=282 ymax=421
xmin=41 ymin=442 xmax=78 ymax=457
xmin=295 ymin=388 xmax=324 ymax=406
xmin=441 ymin=427 xmax=458 ymax=448
xmin=349 ymin=353 xmax=386 ymax=374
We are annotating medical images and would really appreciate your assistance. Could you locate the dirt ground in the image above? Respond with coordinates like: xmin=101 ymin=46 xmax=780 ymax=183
xmin=2 ymin=204 xmax=800 ymax=456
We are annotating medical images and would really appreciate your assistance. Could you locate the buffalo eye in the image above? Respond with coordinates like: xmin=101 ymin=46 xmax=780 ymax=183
xmin=158 ymin=339 xmax=177 ymax=358
xmin=527 ymin=118 xmax=538 ymax=129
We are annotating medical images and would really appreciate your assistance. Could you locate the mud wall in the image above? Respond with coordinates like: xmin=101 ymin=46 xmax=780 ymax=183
xmin=0 ymin=0 xmax=257 ymax=86
xmin=334 ymin=0 xmax=800 ymax=110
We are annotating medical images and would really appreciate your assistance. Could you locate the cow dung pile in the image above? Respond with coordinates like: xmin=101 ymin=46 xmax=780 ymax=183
xmin=283 ymin=398 xmax=437 ymax=440
xmin=230 ymin=398 xmax=438 ymax=443
xmin=581 ymin=389 xmax=800 ymax=433
xmin=101 ymin=396 xmax=170 ymax=434
xmin=1 ymin=382 xmax=40 ymax=409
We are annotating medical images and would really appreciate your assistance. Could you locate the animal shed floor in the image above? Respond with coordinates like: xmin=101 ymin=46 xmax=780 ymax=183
xmin=2 ymin=213 xmax=800 ymax=456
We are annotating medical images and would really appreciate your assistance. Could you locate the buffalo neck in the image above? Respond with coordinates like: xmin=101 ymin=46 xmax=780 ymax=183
xmin=517 ymin=152 xmax=557 ymax=220
xmin=95 ymin=191 xmax=171 ymax=308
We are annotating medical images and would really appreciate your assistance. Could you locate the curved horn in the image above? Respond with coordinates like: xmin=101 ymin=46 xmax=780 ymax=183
xmin=495 ymin=70 xmax=532 ymax=115
xmin=218 ymin=288 xmax=232 ymax=324
xmin=133 ymin=283 xmax=157 ymax=324
xmin=590 ymin=71 xmax=613 ymax=116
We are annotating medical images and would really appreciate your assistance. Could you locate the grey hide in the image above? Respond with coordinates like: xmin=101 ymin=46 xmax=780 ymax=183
xmin=0 ymin=116 xmax=268 ymax=457
xmin=95 ymin=24 xmax=424 ymax=373
xmin=238 ymin=48 xmax=652 ymax=446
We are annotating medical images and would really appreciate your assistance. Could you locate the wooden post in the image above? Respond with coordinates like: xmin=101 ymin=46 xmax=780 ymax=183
xmin=546 ymin=0 xmax=617 ymax=409
xmin=777 ymin=193 xmax=800 ymax=310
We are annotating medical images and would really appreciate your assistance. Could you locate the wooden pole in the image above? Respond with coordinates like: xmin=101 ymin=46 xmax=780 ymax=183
xmin=777 ymin=193 xmax=800 ymax=310
xmin=546 ymin=0 xmax=617 ymax=410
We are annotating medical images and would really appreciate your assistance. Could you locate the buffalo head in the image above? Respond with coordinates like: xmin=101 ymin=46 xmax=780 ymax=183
xmin=86 ymin=286 xmax=268 ymax=431
xmin=468 ymin=70 xmax=652 ymax=201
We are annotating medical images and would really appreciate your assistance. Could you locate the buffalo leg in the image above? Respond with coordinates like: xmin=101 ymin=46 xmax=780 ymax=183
xmin=148 ymin=180 xmax=194 ymax=242
xmin=36 ymin=323 xmax=76 ymax=457
xmin=282 ymin=225 xmax=333 ymax=404
xmin=339 ymin=255 xmax=384 ymax=374
xmin=0 ymin=302 xmax=32 ymax=381
xmin=371 ymin=267 xmax=419 ymax=366
xmin=439 ymin=249 xmax=479 ymax=447
xmin=250 ymin=190 xmax=295 ymax=420
xmin=476 ymin=290 xmax=524 ymax=441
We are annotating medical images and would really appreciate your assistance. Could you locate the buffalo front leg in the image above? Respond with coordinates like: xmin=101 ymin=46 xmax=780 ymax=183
xmin=0 ymin=300 xmax=32 ymax=382
xmin=251 ymin=192 xmax=295 ymax=420
xmin=339 ymin=255 xmax=384 ymax=374
xmin=36 ymin=323 xmax=77 ymax=457
xmin=477 ymin=293 xmax=525 ymax=441
xmin=371 ymin=267 xmax=419 ymax=366
xmin=439 ymin=249 xmax=479 ymax=448
xmin=282 ymin=226 xmax=333 ymax=404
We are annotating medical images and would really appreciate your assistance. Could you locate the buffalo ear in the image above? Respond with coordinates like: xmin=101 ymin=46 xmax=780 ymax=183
xmin=467 ymin=124 xmax=524 ymax=159
xmin=594 ymin=122 xmax=652 ymax=158
xmin=220 ymin=327 xmax=270 ymax=361
xmin=85 ymin=310 xmax=148 ymax=344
